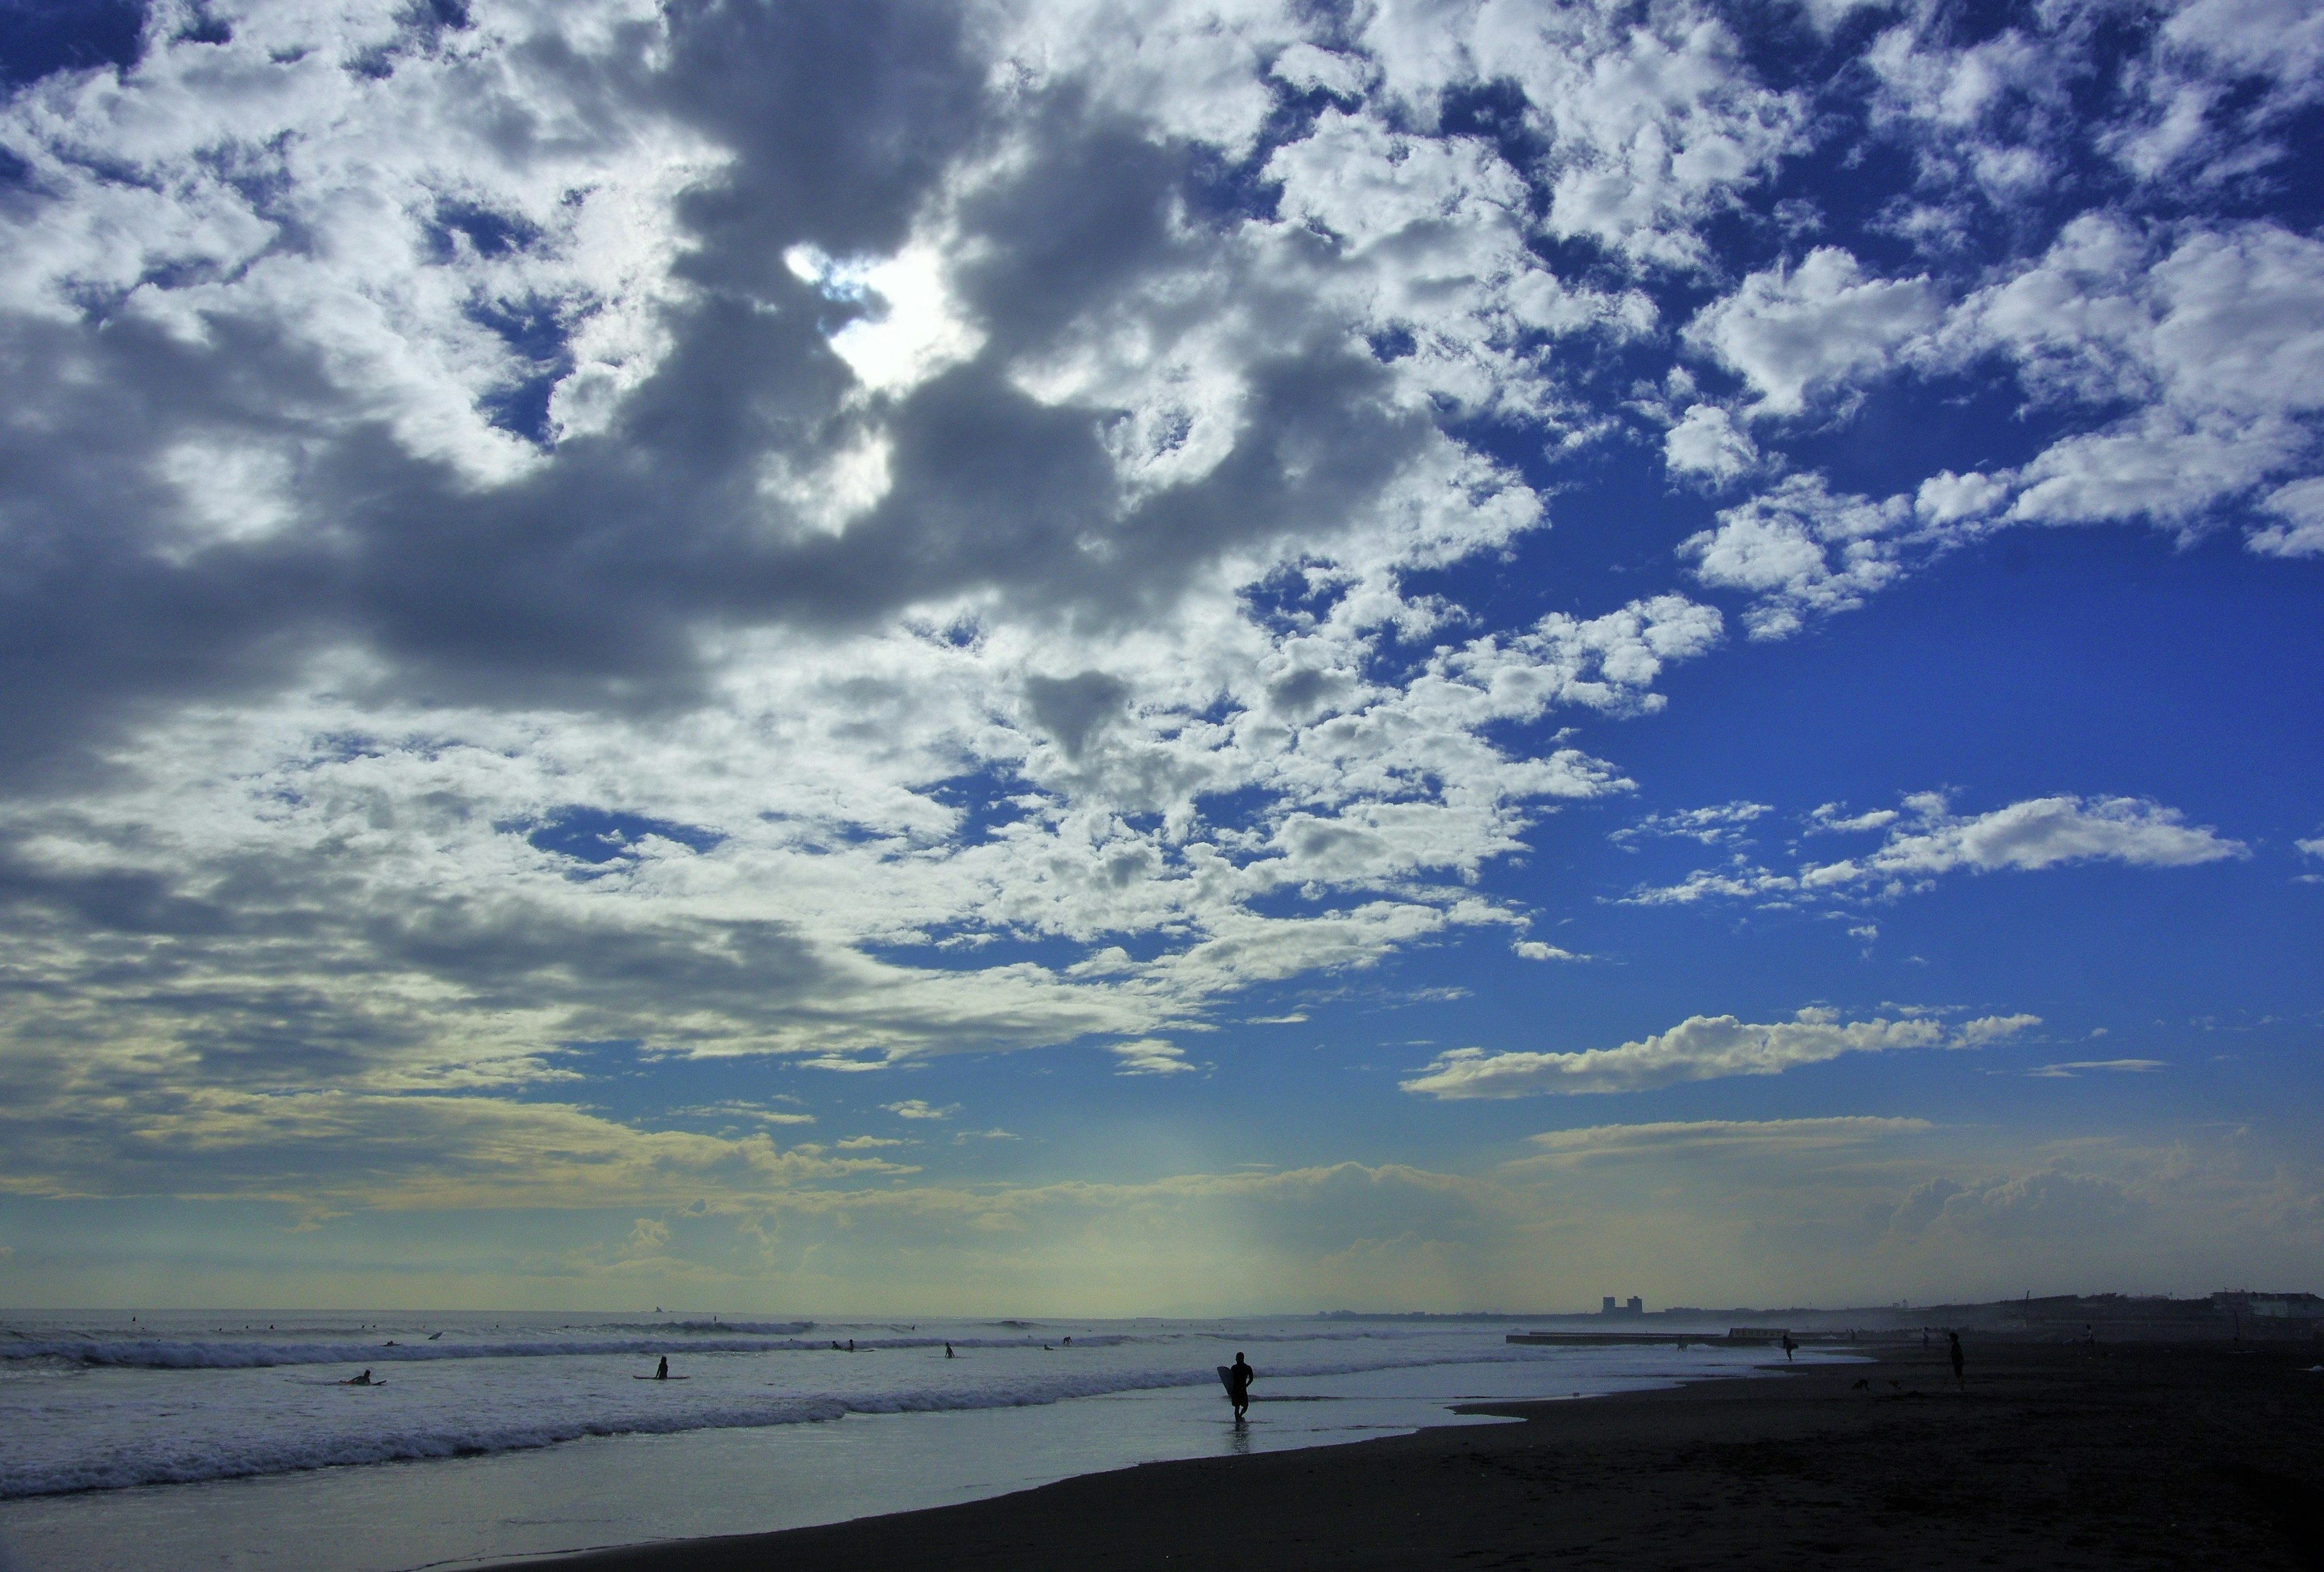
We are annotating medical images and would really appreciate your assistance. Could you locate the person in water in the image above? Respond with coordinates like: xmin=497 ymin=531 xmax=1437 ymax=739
xmin=945 ymin=1343 xmax=955 ymax=1358
xmin=1227 ymin=1352 xmax=1255 ymax=1421
xmin=655 ymin=1357 xmax=669 ymax=1380
xmin=344 ymin=1370 xmax=375 ymax=1386
xmin=1948 ymin=1331 xmax=1965 ymax=1389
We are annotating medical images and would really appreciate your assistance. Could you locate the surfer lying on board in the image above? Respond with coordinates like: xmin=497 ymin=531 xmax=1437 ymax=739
xmin=1227 ymin=1352 xmax=1255 ymax=1420
xmin=342 ymin=1370 xmax=376 ymax=1386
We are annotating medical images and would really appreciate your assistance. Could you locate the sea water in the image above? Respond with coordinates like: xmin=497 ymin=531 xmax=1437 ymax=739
xmin=0 ymin=1310 xmax=1829 ymax=1570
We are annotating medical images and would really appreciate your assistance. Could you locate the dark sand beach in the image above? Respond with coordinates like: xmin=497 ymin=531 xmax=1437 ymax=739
xmin=513 ymin=1341 xmax=2324 ymax=1571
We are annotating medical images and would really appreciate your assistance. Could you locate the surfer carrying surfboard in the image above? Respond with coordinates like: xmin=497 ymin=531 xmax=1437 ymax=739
xmin=1226 ymin=1352 xmax=1254 ymax=1420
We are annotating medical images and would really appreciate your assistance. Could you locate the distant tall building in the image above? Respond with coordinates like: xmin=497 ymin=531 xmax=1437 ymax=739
xmin=1628 ymin=1295 xmax=1643 ymax=1315
xmin=1602 ymin=1296 xmax=1617 ymax=1314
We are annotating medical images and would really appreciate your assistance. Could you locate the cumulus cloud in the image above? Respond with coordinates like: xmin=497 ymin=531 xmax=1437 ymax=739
xmin=1662 ymin=404 xmax=1759 ymax=485
xmin=883 ymin=1100 xmax=960 ymax=1121
xmin=1512 ymin=940 xmax=1585 ymax=962
xmin=2250 ymin=476 xmax=2324 ymax=558
xmin=1686 ymin=248 xmax=1942 ymax=417
xmin=1400 ymin=1008 xmax=2035 ymax=1099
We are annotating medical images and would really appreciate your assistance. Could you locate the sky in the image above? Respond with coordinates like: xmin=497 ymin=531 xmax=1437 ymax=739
xmin=0 ymin=0 xmax=2318 ymax=1315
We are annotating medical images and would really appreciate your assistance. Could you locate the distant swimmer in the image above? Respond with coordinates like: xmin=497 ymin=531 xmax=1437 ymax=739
xmin=848 ymin=1338 xmax=855 ymax=1352
xmin=945 ymin=1343 xmax=955 ymax=1358
xmin=1227 ymin=1352 xmax=1255 ymax=1421
xmin=656 ymin=1357 xmax=669 ymax=1380
xmin=1948 ymin=1331 xmax=1965 ymax=1389
xmin=382 ymin=1340 xmax=398 ymax=1347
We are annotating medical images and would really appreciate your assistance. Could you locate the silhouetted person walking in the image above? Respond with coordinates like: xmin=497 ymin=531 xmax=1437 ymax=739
xmin=1227 ymin=1352 xmax=1255 ymax=1421
xmin=1948 ymin=1331 xmax=1965 ymax=1389
xmin=1779 ymin=1334 xmax=1796 ymax=1362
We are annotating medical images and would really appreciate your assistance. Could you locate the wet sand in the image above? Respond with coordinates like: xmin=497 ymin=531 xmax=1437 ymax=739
xmin=509 ymin=1341 xmax=2324 ymax=1571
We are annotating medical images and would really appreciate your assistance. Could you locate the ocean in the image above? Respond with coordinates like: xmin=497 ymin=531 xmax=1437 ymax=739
xmin=0 ymin=1309 xmax=1829 ymax=1570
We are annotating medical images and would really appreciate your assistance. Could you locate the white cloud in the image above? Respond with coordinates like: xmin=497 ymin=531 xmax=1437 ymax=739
xmin=1110 ymin=1039 xmax=1196 ymax=1076
xmin=883 ymin=1100 xmax=960 ymax=1121
xmin=1359 ymin=5 xmax=1807 ymax=271
xmin=1629 ymin=793 xmax=2245 ymax=907
xmin=1951 ymin=218 xmax=2324 ymax=533
xmin=1662 ymin=403 xmax=1759 ymax=484
xmin=1805 ymin=794 xmax=2247 ymax=884
xmin=1400 ymin=1008 xmax=2035 ymax=1098
xmin=2250 ymin=476 xmax=2324 ymax=558
xmin=668 ymin=1103 xmax=817 ymax=1127
xmin=1678 ymin=473 xmax=1942 ymax=639
xmin=1270 ymin=42 xmax=1372 ymax=100
xmin=1807 ymin=803 xmax=1901 ymax=836
xmin=1512 ymin=940 xmax=1584 ymax=962
xmin=1610 ymin=801 xmax=1771 ymax=848
xmin=1685 ymin=247 xmax=1942 ymax=416
xmin=2024 ymin=1059 xmax=2167 ymax=1078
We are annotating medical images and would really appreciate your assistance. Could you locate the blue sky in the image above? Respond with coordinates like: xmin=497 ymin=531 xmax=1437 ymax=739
xmin=0 ymin=0 xmax=2319 ymax=1314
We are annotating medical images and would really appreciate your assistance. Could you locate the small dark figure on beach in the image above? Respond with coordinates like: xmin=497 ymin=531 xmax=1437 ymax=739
xmin=1948 ymin=1331 xmax=1965 ymax=1388
xmin=945 ymin=1343 xmax=955 ymax=1358
xmin=848 ymin=1339 xmax=855 ymax=1352
xmin=1780 ymin=1334 xmax=1796 ymax=1362
xmin=1063 ymin=1337 xmax=1071 ymax=1346
xmin=1229 ymin=1352 xmax=1255 ymax=1421
xmin=655 ymin=1357 xmax=669 ymax=1380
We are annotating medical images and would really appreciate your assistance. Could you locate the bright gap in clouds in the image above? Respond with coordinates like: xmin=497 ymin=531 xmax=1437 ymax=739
xmin=0 ymin=0 xmax=2317 ymax=1309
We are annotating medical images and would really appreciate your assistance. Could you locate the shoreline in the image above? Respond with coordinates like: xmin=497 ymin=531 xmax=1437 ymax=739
xmin=497 ymin=1340 xmax=2324 ymax=1571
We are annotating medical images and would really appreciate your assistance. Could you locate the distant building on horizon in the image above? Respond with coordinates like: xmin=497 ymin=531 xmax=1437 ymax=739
xmin=1600 ymin=1295 xmax=1644 ymax=1317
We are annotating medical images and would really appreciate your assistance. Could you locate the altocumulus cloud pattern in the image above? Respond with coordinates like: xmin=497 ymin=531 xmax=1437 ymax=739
xmin=0 ymin=0 xmax=2317 ymax=1303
